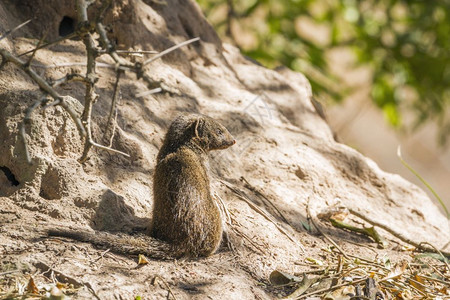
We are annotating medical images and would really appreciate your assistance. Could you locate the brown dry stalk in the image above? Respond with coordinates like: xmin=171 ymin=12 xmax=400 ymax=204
xmin=349 ymin=208 xmax=450 ymax=258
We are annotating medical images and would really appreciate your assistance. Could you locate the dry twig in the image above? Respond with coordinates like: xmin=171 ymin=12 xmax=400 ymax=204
xmin=0 ymin=0 xmax=201 ymax=163
xmin=221 ymin=179 xmax=305 ymax=252
xmin=349 ymin=208 xmax=450 ymax=257
xmin=153 ymin=275 xmax=178 ymax=300
xmin=142 ymin=37 xmax=200 ymax=66
xmin=240 ymin=176 xmax=292 ymax=226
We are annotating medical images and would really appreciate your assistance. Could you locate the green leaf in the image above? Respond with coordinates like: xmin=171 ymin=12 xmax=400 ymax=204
xmin=382 ymin=103 xmax=401 ymax=127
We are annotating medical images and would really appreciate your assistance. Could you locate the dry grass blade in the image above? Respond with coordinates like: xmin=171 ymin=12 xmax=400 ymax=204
xmin=18 ymin=32 xmax=77 ymax=57
xmin=136 ymin=87 xmax=163 ymax=98
xmin=0 ymin=269 xmax=20 ymax=276
xmin=295 ymin=277 xmax=368 ymax=299
xmin=90 ymin=140 xmax=130 ymax=157
xmin=417 ymin=242 xmax=450 ymax=271
xmin=397 ymin=146 xmax=449 ymax=219
xmin=240 ymin=176 xmax=292 ymax=227
xmin=215 ymin=191 xmax=265 ymax=254
xmin=143 ymin=37 xmax=200 ymax=66
xmin=271 ymin=243 xmax=449 ymax=299
xmin=0 ymin=19 xmax=32 ymax=41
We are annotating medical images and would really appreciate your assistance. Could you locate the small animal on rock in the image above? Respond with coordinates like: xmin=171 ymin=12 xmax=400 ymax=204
xmin=47 ymin=114 xmax=236 ymax=259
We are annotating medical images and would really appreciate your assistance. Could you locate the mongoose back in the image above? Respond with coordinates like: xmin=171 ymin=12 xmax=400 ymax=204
xmin=47 ymin=114 xmax=235 ymax=259
xmin=151 ymin=114 xmax=236 ymax=257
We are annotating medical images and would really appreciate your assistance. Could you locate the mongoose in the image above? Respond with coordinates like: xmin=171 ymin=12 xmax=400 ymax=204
xmin=151 ymin=114 xmax=236 ymax=257
xmin=47 ymin=114 xmax=235 ymax=258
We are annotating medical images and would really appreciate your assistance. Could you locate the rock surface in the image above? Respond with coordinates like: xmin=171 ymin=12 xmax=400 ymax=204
xmin=0 ymin=0 xmax=448 ymax=299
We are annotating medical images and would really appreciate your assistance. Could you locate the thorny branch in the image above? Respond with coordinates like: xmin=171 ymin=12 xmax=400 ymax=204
xmin=0 ymin=0 xmax=200 ymax=163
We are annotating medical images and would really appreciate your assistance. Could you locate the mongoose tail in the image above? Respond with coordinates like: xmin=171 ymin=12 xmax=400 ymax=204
xmin=47 ymin=228 xmax=172 ymax=259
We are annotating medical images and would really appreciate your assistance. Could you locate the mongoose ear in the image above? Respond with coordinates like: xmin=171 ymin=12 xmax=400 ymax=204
xmin=193 ymin=118 xmax=203 ymax=138
xmin=194 ymin=119 xmax=200 ymax=138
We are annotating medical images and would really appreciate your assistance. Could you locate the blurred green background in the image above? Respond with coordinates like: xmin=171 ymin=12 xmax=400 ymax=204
xmin=197 ymin=0 xmax=450 ymax=145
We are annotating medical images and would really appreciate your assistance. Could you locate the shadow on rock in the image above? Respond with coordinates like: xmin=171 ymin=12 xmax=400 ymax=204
xmin=91 ymin=189 xmax=149 ymax=234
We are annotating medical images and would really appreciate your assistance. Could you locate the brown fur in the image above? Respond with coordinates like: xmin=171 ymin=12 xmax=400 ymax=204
xmin=48 ymin=114 xmax=235 ymax=258
xmin=151 ymin=114 xmax=235 ymax=257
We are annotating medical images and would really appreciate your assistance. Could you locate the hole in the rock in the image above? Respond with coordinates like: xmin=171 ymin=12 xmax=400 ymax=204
xmin=39 ymin=179 xmax=62 ymax=200
xmin=295 ymin=167 xmax=306 ymax=180
xmin=0 ymin=166 xmax=20 ymax=186
xmin=38 ymin=165 xmax=65 ymax=200
xmin=59 ymin=16 xmax=75 ymax=37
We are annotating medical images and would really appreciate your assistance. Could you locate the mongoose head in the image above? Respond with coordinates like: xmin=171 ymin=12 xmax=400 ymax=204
xmin=157 ymin=114 xmax=235 ymax=161
xmin=193 ymin=116 xmax=236 ymax=151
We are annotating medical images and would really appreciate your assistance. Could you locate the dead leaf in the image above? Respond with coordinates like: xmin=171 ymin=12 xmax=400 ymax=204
xmin=401 ymin=245 xmax=415 ymax=251
xmin=306 ymin=257 xmax=324 ymax=266
xmin=396 ymin=288 xmax=414 ymax=300
xmin=26 ymin=276 xmax=39 ymax=294
xmin=283 ymin=275 xmax=320 ymax=299
xmin=409 ymin=275 xmax=428 ymax=293
xmin=56 ymin=282 xmax=68 ymax=289
xmin=49 ymin=286 xmax=65 ymax=300
xmin=138 ymin=254 xmax=149 ymax=265
xmin=324 ymin=285 xmax=355 ymax=300
xmin=269 ymin=270 xmax=301 ymax=285
xmin=382 ymin=260 xmax=408 ymax=281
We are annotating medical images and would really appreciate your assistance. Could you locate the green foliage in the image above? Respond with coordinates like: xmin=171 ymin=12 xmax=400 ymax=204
xmin=197 ymin=0 xmax=450 ymax=145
